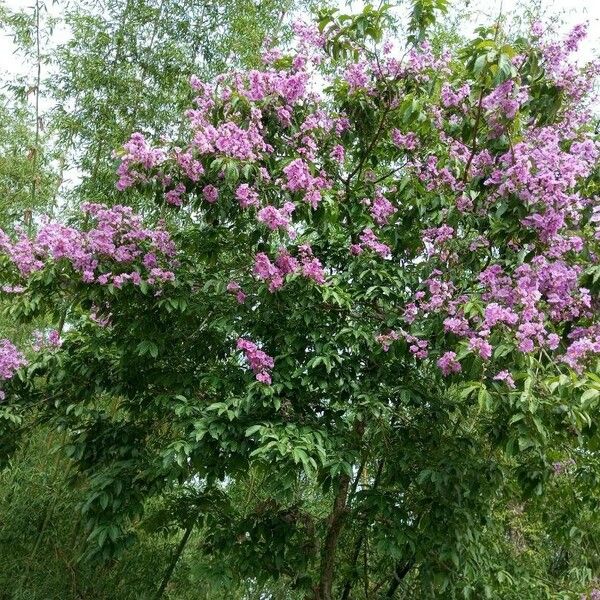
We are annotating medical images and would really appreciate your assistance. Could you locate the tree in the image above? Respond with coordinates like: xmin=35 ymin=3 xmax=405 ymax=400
xmin=1 ymin=4 xmax=600 ymax=599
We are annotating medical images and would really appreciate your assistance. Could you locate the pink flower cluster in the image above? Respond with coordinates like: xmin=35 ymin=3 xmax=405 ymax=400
xmin=493 ymin=370 xmax=516 ymax=389
xmin=165 ymin=183 xmax=186 ymax=207
xmin=369 ymin=191 xmax=397 ymax=226
xmin=437 ymin=351 xmax=461 ymax=376
xmin=0 ymin=340 xmax=26 ymax=381
xmin=257 ymin=202 xmax=296 ymax=236
xmin=227 ymin=281 xmax=247 ymax=304
xmin=253 ymin=245 xmax=325 ymax=291
xmin=235 ymin=184 xmax=259 ymax=208
xmin=482 ymin=80 xmax=527 ymax=129
xmin=193 ymin=120 xmax=271 ymax=161
xmin=203 ymin=185 xmax=219 ymax=203
xmin=485 ymin=127 xmax=597 ymax=246
xmin=0 ymin=340 xmax=27 ymax=399
xmin=330 ymin=145 xmax=345 ymax=163
xmin=415 ymin=249 xmax=597 ymax=374
xmin=283 ymin=159 xmax=331 ymax=208
xmin=32 ymin=329 xmax=62 ymax=352
xmin=116 ymin=132 xmax=166 ymax=190
xmin=408 ymin=65 xmax=600 ymax=376
xmin=391 ymin=129 xmax=418 ymax=150
xmin=351 ymin=229 xmax=391 ymax=258
xmin=422 ymin=224 xmax=454 ymax=259
xmin=237 ymin=338 xmax=274 ymax=384
xmin=562 ymin=326 xmax=600 ymax=372
xmin=345 ymin=61 xmax=371 ymax=92
xmin=440 ymin=82 xmax=470 ymax=107
xmin=235 ymin=68 xmax=311 ymax=105
xmin=291 ymin=20 xmax=326 ymax=51
xmin=375 ymin=329 xmax=428 ymax=358
xmin=174 ymin=149 xmax=204 ymax=182
xmin=0 ymin=203 xmax=176 ymax=288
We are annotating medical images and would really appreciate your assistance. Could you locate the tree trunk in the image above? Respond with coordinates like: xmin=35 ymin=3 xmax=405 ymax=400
xmin=316 ymin=474 xmax=351 ymax=600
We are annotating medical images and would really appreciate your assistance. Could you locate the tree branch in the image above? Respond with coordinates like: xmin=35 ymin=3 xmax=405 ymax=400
xmin=154 ymin=520 xmax=194 ymax=600
xmin=385 ymin=560 xmax=414 ymax=598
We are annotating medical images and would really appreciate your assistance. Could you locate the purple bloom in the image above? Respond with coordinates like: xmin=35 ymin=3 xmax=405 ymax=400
xmin=257 ymin=202 xmax=295 ymax=234
xmin=493 ymin=370 xmax=515 ymax=389
xmin=0 ymin=340 xmax=26 ymax=380
xmin=237 ymin=338 xmax=274 ymax=384
xmin=437 ymin=351 xmax=461 ymax=376
xmin=370 ymin=192 xmax=396 ymax=226
xmin=203 ymin=185 xmax=219 ymax=203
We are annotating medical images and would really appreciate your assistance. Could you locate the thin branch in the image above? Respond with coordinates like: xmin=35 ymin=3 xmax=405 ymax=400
xmin=154 ymin=520 xmax=194 ymax=600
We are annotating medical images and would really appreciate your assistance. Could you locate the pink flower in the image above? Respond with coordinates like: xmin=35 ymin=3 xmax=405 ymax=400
xmin=493 ymin=370 xmax=516 ymax=389
xmin=227 ymin=281 xmax=246 ymax=304
xmin=440 ymin=82 xmax=470 ymax=107
xmin=253 ymin=253 xmax=284 ymax=292
xmin=469 ymin=337 xmax=492 ymax=360
xmin=330 ymin=145 xmax=345 ymax=162
xmin=354 ymin=229 xmax=391 ymax=258
xmin=444 ymin=316 xmax=471 ymax=337
xmin=165 ymin=183 xmax=186 ymax=207
xmin=0 ymin=204 xmax=176 ymax=291
xmin=299 ymin=245 xmax=326 ymax=284
xmin=237 ymin=338 xmax=274 ymax=384
xmin=370 ymin=192 xmax=396 ymax=226
xmin=115 ymin=132 xmax=166 ymax=190
xmin=437 ymin=351 xmax=461 ymax=376
xmin=391 ymin=129 xmax=418 ymax=150
xmin=236 ymin=184 xmax=259 ymax=208
xmin=203 ymin=185 xmax=219 ymax=203
xmin=283 ymin=159 xmax=313 ymax=192
xmin=0 ymin=340 xmax=27 ymax=380
xmin=175 ymin=150 xmax=204 ymax=181
xmin=274 ymin=248 xmax=299 ymax=276
xmin=282 ymin=159 xmax=330 ymax=208
xmin=547 ymin=333 xmax=560 ymax=350
xmin=257 ymin=202 xmax=295 ymax=234
xmin=344 ymin=61 xmax=370 ymax=91
xmin=484 ymin=303 xmax=518 ymax=328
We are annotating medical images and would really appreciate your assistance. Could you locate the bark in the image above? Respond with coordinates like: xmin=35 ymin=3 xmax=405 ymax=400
xmin=316 ymin=473 xmax=351 ymax=600
xmin=385 ymin=561 xmax=414 ymax=598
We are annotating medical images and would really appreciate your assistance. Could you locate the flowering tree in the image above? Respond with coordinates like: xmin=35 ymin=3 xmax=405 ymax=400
xmin=1 ymin=5 xmax=600 ymax=598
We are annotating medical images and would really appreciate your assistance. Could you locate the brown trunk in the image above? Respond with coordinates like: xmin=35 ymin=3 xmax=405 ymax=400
xmin=316 ymin=474 xmax=351 ymax=600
